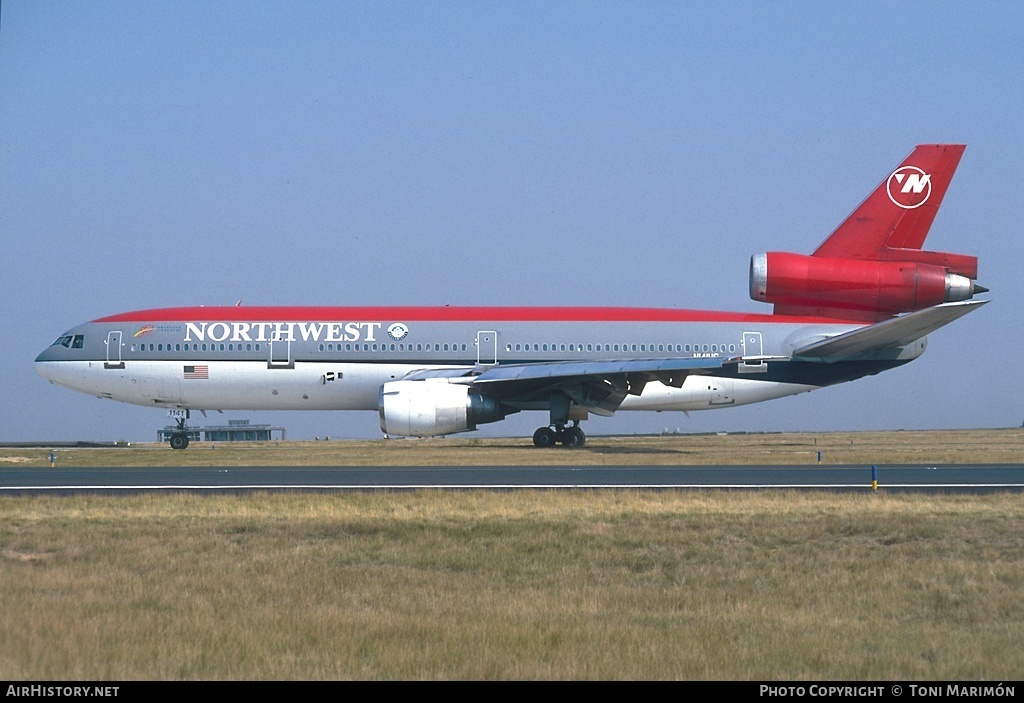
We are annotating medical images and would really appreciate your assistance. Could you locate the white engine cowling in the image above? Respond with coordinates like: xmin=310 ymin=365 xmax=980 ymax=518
xmin=378 ymin=380 xmax=506 ymax=437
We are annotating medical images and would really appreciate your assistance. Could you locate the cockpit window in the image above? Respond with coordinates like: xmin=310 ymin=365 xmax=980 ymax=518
xmin=51 ymin=335 xmax=84 ymax=348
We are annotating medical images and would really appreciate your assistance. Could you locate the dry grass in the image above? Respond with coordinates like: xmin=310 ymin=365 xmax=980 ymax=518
xmin=6 ymin=427 xmax=1024 ymax=467
xmin=0 ymin=491 xmax=1021 ymax=679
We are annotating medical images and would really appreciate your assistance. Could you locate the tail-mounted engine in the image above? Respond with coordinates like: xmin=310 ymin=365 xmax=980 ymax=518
xmin=749 ymin=251 xmax=985 ymax=321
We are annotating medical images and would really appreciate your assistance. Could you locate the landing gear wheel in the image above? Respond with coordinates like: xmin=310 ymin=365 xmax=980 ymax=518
xmin=170 ymin=433 xmax=190 ymax=450
xmin=561 ymin=425 xmax=586 ymax=448
xmin=533 ymin=427 xmax=559 ymax=448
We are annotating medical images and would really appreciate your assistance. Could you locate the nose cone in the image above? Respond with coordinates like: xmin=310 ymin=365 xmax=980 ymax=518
xmin=35 ymin=342 xmax=93 ymax=395
xmin=36 ymin=333 xmax=79 ymax=381
xmin=35 ymin=348 xmax=59 ymax=382
xmin=36 ymin=338 xmax=69 ymax=367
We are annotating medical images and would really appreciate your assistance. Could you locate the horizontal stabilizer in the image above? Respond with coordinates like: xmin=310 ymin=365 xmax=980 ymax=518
xmin=793 ymin=300 xmax=986 ymax=361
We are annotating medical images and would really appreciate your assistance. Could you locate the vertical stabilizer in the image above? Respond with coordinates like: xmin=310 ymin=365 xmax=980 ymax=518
xmin=749 ymin=144 xmax=984 ymax=321
xmin=812 ymin=144 xmax=965 ymax=260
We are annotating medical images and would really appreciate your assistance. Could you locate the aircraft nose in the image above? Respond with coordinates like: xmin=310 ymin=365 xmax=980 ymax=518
xmin=36 ymin=345 xmax=60 ymax=365
xmin=35 ymin=343 xmax=67 ymax=382
xmin=35 ymin=353 xmax=56 ymax=382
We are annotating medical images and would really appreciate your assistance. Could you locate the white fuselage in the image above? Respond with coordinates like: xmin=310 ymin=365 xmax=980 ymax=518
xmin=36 ymin=305 xmax=924 ymax=438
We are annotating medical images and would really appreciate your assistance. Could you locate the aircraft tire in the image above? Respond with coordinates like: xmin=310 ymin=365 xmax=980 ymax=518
xmin=532 ymin=427 xmax=558 ymax=448
xmin=170 ymin=433 xmax=190 ymax=450
xmin=561 ymin=426 xmax=586 ymax=448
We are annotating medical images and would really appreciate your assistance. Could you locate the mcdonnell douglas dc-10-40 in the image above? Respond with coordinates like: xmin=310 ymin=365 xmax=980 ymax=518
xmin=36 ymin=145 xmax=987 ymax=448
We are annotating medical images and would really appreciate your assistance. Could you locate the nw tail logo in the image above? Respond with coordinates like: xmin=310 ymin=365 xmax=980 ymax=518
xmin=887 ymin=166 xmax=932 ymax=209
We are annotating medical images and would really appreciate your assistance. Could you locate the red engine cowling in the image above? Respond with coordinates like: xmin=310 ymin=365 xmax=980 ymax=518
xmin=749 ymin=252 xmax=980 ymax=320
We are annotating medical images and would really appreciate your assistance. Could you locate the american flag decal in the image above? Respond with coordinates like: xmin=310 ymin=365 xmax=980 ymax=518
xmin=184 ymin=365 xmax=209 ymax=380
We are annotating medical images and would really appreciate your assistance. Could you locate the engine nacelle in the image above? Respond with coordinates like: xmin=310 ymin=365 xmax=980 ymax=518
xmin=378 ymin=380 xmax=507 ymax=437
xmin=750 ymin=252 xmax=980 ymax=318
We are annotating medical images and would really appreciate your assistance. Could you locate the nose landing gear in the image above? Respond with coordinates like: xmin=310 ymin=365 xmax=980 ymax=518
xmin=168 ymin=411 xmax=191 ymax=450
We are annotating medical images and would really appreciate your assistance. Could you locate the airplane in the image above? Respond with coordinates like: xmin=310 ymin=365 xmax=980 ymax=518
xmin=36 ymin=144 xmax=987 ymax=449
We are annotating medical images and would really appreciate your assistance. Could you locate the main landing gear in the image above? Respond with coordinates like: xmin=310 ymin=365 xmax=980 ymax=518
xmin=533 ymin=392 xmax=587 ymax=448
xmin=532 ymin=421 xmax=586 ymax=448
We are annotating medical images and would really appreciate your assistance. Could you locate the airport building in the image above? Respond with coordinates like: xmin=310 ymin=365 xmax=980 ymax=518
xmin=157 ymin=419 xmax=286 ymax=443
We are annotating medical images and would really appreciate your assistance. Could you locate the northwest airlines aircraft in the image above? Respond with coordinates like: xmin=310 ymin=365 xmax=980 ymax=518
xmin=37 ymin=145 xmax=986 ymax=449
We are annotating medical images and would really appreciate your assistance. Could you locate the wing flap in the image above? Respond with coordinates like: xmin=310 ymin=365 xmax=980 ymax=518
xmin=471 ymin=357 xmax=724 ymax=385
xmin=469 ymin=357 xmax=726 ymax=414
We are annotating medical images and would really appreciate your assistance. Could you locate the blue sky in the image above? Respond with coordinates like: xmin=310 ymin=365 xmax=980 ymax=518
xmin=2 ymin=1 xmax=1021 ymax=442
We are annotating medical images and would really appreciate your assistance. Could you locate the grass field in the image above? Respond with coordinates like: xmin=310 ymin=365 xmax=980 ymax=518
xmin=0 ymin=491 xmax=1021 ymax=680
xmin=1 ymin=429 xmax=1021 ymax=679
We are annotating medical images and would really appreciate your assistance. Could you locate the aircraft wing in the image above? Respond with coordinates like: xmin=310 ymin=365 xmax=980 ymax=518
xmin=472 ymin=357 xmax=724 ymax=384
xmin=403 ymin=357 xmax=725 ymax=415
xmin=475 ymin=357 xmax=725 ymax=414
xmin=793 ymin=300 xmax=986 ymax=362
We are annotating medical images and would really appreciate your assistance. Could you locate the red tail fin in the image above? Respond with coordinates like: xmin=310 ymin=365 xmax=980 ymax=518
xmin=749 ymin=145 xmax=984 ymax=322
xmin=813 ymin=144 xmax=965 ymax=260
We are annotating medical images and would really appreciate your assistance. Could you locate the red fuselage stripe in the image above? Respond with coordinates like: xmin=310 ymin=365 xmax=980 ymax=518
xmin=93 ymin=306 xmax=852 ymax=325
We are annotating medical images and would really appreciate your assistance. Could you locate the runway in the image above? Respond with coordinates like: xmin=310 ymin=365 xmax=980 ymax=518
xmin=2 ymin=464 xmax=1023 ymax=494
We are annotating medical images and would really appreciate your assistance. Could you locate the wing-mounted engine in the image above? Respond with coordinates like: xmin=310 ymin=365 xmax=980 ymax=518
xmin=749 ymin=251 xmax=985 ymax=321
xmin=378 ymin=380 xmax=509 ymax=437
